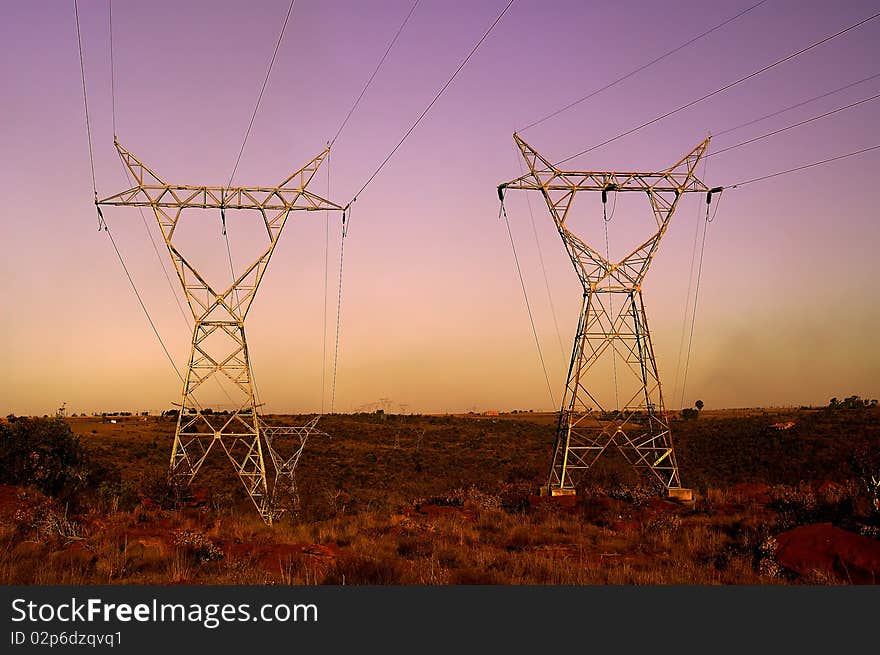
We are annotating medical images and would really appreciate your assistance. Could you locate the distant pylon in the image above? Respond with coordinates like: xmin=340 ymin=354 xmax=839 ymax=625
xmin=499 ymin=134 xmax=714 ymax=499
xmin=98 ymin=141 xmax=343 ymax=522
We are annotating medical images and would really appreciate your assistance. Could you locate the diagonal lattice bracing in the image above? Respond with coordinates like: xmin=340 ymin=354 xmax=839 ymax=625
xmin=499 ymin=134 xmax=711 ymax=499
xmin=98 ymin=141 xmax=343 ymax=523
xmin=262 ymin=416 xmax=329 ymax=518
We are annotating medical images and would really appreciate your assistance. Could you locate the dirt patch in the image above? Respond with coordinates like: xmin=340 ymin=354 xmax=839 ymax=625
xmin=0 ymin=485 xmax=22 ymax=516
xmin=414 ymin=504 xmax=477 ymax=520
xmin=774 ymin=523 xmax=880 ymax=584
xmin=527 ymin=494 xmax=578 ymax=511
xmin=730 ymin=483 xmax=773 ymax=504
xmin=224 ymin=541 xmax=341 ymax=575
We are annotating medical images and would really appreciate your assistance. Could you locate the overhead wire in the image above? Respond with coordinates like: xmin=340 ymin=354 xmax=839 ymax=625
xmin=727 ymin=144 xmax=880 ymax=188
xmin=119 ymin=165 xmax=193 ymax=329
xmin=321 ymin=150 xmax=330 ymax=414
xmin=671 ymin=151 xmax=709 ymax=408
xmin=104 ymin=227 xmax=186 ymax=385
xmin=106 ymin=1 xmax=243 ymax=411
xmin=552 ymin=10 xmax=880 ymax=167
xmin=74 ymin=0 xmax=97 ymax=200
xmin=329 ymin=206 xmax=349 ymax=414
xmin=108 ymin=0 xmax=116 ymax=137
xmin=75 ymin=0 xmax=185 ymax=385
xmin=515 ymin=152 xmax=566 ymax=366
xmin=349 ymin=0 xmax=515 ymax=205
xmin=708 ymin=92 xmax=880 ymax=158
xmin=324 ymin=0 xmax=515 ymax=413
xmin=713 ymin=71 xmax=880 ymax=137
xmin=220 ymin=0 xmax=300 ymax=411
xmin=108 ymin=3 xmax=192 ymax=329
xmin=330 ymin=0 xmax=421 ymax=148
xmin=499 ymin=199 xmax=557 ymax=409
xmin=321 ymin=0 xmax=424 ymax=414
xmin=227 ymin=0 xmax=297 ymax=187
xmin=221 ymin=0 xmax=299 ymax=325
xmin=519 ymin=0 xmax=770 ymax=132
xmin=678 ymin=192 xmax=721 ymax=409
xmin=601 ymin=197 xmax=620 ymax=411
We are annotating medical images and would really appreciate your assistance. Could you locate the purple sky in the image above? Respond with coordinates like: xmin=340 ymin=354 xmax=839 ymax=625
xmin=2 ymin=0 xmax=878 ymax=415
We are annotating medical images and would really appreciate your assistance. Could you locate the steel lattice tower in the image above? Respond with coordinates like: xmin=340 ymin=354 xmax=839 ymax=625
xmin=98 ymin=141 xmax=341 ymax=522
xmin=499 ymin=134 xmax=712 ymax=500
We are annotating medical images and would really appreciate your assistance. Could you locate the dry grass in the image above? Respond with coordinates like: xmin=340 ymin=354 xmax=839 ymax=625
xmin=0 ymin=408 xmax=877 ymax=585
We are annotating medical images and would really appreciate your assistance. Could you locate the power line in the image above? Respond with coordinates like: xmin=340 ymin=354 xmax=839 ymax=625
xmin=601 ymin=201 xmax=619 ymax=411
xmin=728 ymin=144 xmax=880 ymax=188
xmin=74 ymin=0 xmax=97 ymax=196
xmin=714 ymin=71 xmax=880 ymax=137
xmin=117 ymin=163 xmax=192 ymax=329
xmin=519 ymin=0 xmax=770 ymax=132
xmin=553 ymin=10 xmax=880 ymax=166
xmin=77 ymin=0 xmax=180 ymax=381
xmin=227 ymin=0 xmax=297 ymax=187
xmin=104 ymin=225 xmax=185 ymax=384
xmin=500 ymin=201 xmax=556 ymax=409
xmin=107 ymin=4 xmax=239 ymax=411
xmin=330 ymin=0 xmax=421 ymax=148
xmin=221 ymin=0 xmax=299 ymax=413
xmin=709 ymin=92 xmax=880 ymax=157
xmin=515 ymin=149 xmax=566 ymax=366
xmin=678 ymin=196 xmax=719 ymax=409
xmin=350 ymin=0 xmax=515 ymax=204
xmin=671 ymin=153 xmax=709 ymax=408
xmin=329 ymin=209 xmax=348 ymax=414
xmin=108 ymin=0 xmax=116 ymax=136
xmin=321 ymin=150 xmax=330 ymax=414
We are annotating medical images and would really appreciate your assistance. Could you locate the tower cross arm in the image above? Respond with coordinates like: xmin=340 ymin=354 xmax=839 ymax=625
xmin=97 ymin=185 xmax=343 ymax=212
xmin=499 ymin=170 xmax=710 ymax=195
xmin=498 ymin=133 xmax=712 ymax=198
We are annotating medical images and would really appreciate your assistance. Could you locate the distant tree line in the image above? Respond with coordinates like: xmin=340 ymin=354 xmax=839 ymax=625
xmin=828 ymin=395 xmax=877 ymax=410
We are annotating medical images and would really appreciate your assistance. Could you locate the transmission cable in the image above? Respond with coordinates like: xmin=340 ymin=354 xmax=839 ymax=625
xmin=321 ymin=151 xmax=330 ymax=414
xmin=708 ymin=91 xmax=880 ymax=158
xmin=714 ymin=71 xmax=880 ymax=137
xmin=678 ymin=192 xmax=721 ymax=409
xmin=330 ymin=0 xmax=420 ymax=148
xmin=515 ymin=152 xmax=566 ymax=366
xmin=227 ymin=0 xmax=297 ymax=187
xmin=349 ymin=0 xmax=515 ymax=205
xmin=220 ymin=0 xmax=298 ymax=413
xmin=222 ymin=0 xmax=298 ymax=320
xmin=601 ymin=198 xmax=620 ymax=411
xmin=499 ymin=200 xmax=556 ymax=409
xmin=329 ymin=207 xmax=349 ymax=414
xmin=108 ymin=0 xmax=117 ymax=137
xmin=519 ymin=0 xmax=770 ymax=132
xmin=75 ymin=0 xmax=97 ymax=199
xmin=76 ymin=0 xmax=186 ymax=386
xmin=671 ymin=152 xmax=709 ymax=408
xmin=553 ymin=10 xmax=880 ymax=167
xmin=726 ymin=144 xmax=880 ymax=188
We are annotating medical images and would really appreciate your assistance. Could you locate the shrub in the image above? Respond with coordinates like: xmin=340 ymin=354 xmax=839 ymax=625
xmin=0 ymin=417 xmax=89 ymax=498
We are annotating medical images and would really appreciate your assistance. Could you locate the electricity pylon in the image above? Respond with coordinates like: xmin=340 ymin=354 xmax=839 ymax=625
xmin=98 ymin=141 xmax=343 ymax=522
xmin=498 ymin=134 xmax=714 ymax=500
xmin=263 ymin=417 xmax=328 ymax=516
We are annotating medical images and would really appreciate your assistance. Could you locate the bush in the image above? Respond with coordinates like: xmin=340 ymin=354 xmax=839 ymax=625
xmin=0 ymin=417 xmax=89 ymax=498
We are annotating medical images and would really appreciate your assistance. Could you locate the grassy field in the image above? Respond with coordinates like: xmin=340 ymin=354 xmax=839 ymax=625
xmin=1 ymin=407 xmax=878 ymax=584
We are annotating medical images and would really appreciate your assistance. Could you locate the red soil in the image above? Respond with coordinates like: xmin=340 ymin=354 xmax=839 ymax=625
xmin=774 ymin=523 xmax=880 ymax=584
xmin=414 ymin=504 xmax=477 ymax=520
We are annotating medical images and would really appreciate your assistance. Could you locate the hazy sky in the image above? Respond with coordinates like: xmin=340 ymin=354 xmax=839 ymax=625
xmin=2 ymin=0 xmax=878 ymax=415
